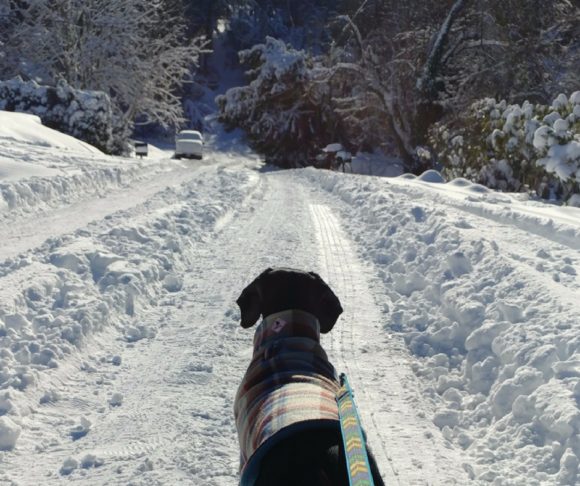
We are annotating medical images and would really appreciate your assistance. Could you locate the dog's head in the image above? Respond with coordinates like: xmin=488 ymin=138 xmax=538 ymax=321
xmin=236 ymin=267 xmax=343 ymax=333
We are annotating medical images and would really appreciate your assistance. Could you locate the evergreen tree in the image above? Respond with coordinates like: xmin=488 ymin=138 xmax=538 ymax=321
xmin=217 ymin=37 xmax=340 ymax=167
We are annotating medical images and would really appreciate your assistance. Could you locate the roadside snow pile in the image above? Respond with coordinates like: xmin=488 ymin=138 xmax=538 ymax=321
xmin=0 ymin=166 xmax=257 ymax=450
xmin=0 ymin=78 xmax=117 ymax=153
xmin=391 ymin=170 xmax=580 ymax=251
xmin=0 ymin=164 xmax=145 ymax=219
xmin=350 ymin=151 xmax=404 ymax=177
xmin=299 ymin=168 xmax=580 ymax=484
xmin=417 ymin=169 xmax=445 ymax=183
xmin=0 ymin=159 xmax=167 ymax=219
xmin=0 ymin=110 xmax=166 ymax=218
xmin=0 ymin=111 xmax=101 ymax=155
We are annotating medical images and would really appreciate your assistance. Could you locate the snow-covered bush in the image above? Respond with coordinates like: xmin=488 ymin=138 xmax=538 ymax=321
xmin=533 ymin=93 xmax=580 ymax=199
xmin=217 ymin=37 xmax=338 ymax=167
xmin=0 ymin=78 xmax=120 ymax=154
xmin=430 ymin=92 xmax=580 ymax=202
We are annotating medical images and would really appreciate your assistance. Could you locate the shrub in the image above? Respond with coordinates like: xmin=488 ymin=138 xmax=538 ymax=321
xmin=0 ymin=78 xmax=123 ymax=154
xmin=430 ymin=92 xmax=580 ymax=202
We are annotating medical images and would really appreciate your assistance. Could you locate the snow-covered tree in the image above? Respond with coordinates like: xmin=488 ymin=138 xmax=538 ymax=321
xmin=217 ymin=37 xmax=340 ymax=167
xmin=224 ymin=0 xmax=337 ymax=53
xmin=327 ymin=15 xmax=423 ymax=172
xmin=2 ymin=0 xmax=208 ymax=141
xmin=324 ymin=0 xmax=578 ymax=173
xmin=185 ymin=0 xmax=241 ymax=39
xmin=482 ymin=0 xmax=579 ymax=103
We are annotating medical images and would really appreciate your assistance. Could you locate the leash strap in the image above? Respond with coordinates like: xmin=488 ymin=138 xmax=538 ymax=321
xmin=336 ymin=373 xmax=375 ymax=486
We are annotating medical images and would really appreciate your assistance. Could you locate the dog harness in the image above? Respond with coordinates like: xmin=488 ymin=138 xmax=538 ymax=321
xmin=235 ymin=309 xmax=341 ymax=486
xmin=337 ymin=373 xmax=375 ymax=486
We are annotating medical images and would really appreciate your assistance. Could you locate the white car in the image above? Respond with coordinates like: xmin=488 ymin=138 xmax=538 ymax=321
xmin=175 ymin=130 xmax=203 ymax=159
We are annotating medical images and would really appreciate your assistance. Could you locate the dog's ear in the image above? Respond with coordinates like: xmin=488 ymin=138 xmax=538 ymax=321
xmin=236 ymin=284 xmax=262 ymax=328
xmin=308 ymin=272 xmax=343 ymax=332
xmin=236 ymin=269 xmax=272 ymax=328
xmin=318 ymin=288 xmax=343 ymax=333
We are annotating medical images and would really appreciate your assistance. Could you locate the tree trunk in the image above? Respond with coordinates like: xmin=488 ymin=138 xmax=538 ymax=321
xmin=415 ymin=0 xmax=467 ymax=144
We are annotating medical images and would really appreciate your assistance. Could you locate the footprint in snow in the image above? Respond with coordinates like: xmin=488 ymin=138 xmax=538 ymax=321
xmin=171 ymin=362 xmax=214 ymax=386
xmin=496 ymin=301 xmax=524 ymax=323
xmin=454 ymin=219 xmax=474 ymax=229
xmin=536 ymin=249 xmax=551 ymax=259
xmin=69 ymin=416 xmax=92 ymax=441
xmin=560 ymin=264 xmax=576 ymax=276
xmin=446 ymin=252 xmax=473 ymax=277
xmin=411 ymin=207 xmax=426 ymax=223
xmin=108 ymin=393 xmax=123 ymax=407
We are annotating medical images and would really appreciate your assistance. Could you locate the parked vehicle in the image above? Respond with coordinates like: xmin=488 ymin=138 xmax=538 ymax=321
xmin=175 ymin=130 xmax=203 ymax=160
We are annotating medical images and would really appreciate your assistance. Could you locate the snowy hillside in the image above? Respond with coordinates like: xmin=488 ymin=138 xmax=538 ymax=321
xmin=0 ymin=112 xmax=580 ymax=485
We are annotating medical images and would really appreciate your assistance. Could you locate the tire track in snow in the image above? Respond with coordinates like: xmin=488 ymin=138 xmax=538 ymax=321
xmin=310 ymin=203 xmax=470 ymax=485
xmin=1 ymin=170 xmax=324 ymax=485
xmin=0 ymin=165 xmax=262 ymax=485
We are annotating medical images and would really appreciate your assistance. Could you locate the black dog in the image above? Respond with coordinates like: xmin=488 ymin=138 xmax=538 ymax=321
xmin=235 ymin=268 xmax=384 ymax=486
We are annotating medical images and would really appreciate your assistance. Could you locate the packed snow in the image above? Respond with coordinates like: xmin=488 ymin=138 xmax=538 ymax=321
xmin=0 ymin=111 xmax=579 ymax=485
xmin=0 ymin=111 xmax=101 ymax=156
xmin=298 ymin=168 xmax=580 ymax=484
xmin=0 ymin=79 xmax=118 ymax=153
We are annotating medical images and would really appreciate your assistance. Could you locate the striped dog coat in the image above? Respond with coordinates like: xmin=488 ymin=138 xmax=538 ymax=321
xmin=234 ymin=309 xmax=341 ymax=486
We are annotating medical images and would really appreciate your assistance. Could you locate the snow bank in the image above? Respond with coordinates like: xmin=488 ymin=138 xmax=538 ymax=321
xmin=389 ymin=170 xmax=580 ymax=251
xmin=298 ymin=168 xmax=580 ymax=484
xmin=0 ymin=166 xmax=257 ymax=450
xmin=0 ymin=162 xmax=167 ymax=220
xmin=0 ymin=111 xmax=101 ymax=154
xmin=0 ymin=110 xmax=171 ymax=219
xmin=0 ymin=78 xmax=117 ymax=153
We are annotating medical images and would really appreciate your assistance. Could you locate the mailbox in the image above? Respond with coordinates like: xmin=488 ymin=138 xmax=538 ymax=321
xmin=134 ymin=141 xmax=148 ymax=158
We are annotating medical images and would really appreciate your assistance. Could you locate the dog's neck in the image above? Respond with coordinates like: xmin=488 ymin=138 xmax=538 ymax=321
xmin=253 ymin=309 xmax=321 ymax=350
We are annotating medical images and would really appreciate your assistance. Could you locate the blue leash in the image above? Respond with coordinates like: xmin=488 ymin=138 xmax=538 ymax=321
xmin=336 ymin=373 xmax=375 ymax=486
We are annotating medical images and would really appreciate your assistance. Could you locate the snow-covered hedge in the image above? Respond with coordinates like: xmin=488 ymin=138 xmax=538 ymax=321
xmin=430 ymin=92 xmax=580 ymax=203
xmin=0 ymin=78 xmax=120 ymax=154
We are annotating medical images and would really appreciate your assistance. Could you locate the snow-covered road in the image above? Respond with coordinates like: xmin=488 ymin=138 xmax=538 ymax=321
xmin=1 ymin=122 xmax=579 ymax=485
